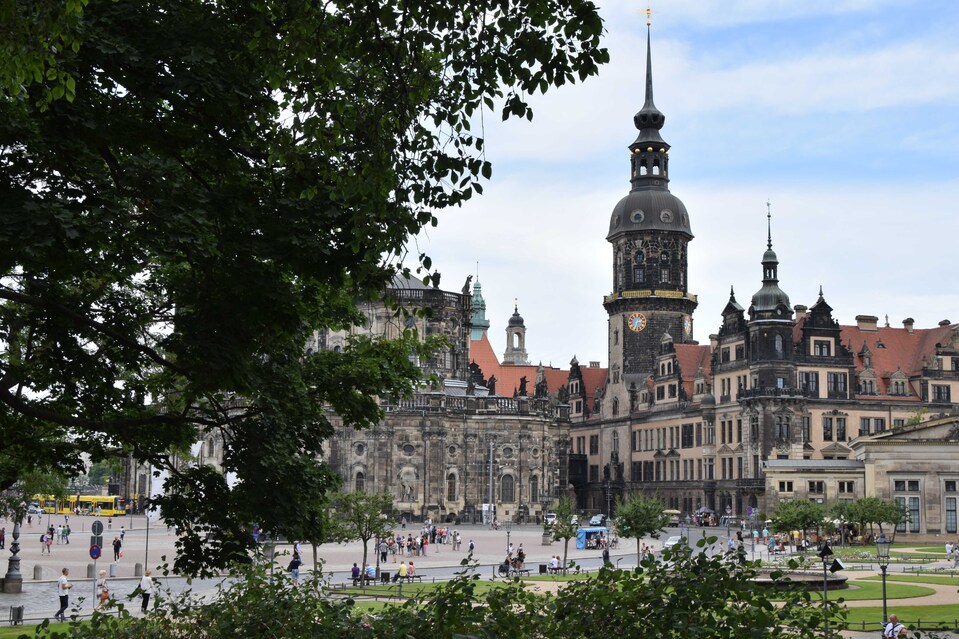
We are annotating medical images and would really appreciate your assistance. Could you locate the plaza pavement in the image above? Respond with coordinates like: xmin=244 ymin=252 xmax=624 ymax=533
xmin=1 ymin=513 xmax=956 ymax=637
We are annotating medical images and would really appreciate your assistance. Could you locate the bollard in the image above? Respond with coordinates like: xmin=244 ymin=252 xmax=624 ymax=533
xmin=134 ymin=563 xmax=143 ymax=577
xmin=109 ymin=563 xmax=117 ymax=578
xmin=33 ymin=565 xmax=43 ymax=580
xmin=87 ymin=564 xmax=95 ymax=578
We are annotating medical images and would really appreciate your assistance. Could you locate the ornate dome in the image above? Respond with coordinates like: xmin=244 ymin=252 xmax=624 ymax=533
xmin=508 ymin=305 xmax=525 ymax=327
xmin=608 ymin=189 xmax=692 ymax=240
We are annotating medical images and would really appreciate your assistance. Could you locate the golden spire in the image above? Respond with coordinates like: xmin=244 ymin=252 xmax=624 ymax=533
xmin=644 ymin=1 xmax=652 ymax=26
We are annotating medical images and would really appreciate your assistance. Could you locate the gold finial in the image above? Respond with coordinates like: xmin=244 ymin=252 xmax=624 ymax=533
xmin=645 ymin=1 xmax=652 ymax=26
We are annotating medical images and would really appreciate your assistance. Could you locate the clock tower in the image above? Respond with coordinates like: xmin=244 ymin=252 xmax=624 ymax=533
xmin=603 ymin=25 xmax=697 ymax=402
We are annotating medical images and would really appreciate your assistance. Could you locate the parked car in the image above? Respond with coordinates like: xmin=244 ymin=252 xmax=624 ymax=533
xmin=544 ymin=512 xmax=557 ymax=526
xmin=26 ymin=503 xmax=43 ymax=515
xmin=663 ymin=535 xmax=684 ymax=550
xmin=589 ymin=514 xmax=608 ymax=527
xmin=570 ymin=515 xmax=579 ymax=526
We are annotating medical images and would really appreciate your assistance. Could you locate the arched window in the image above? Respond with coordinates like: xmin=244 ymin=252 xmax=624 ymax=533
xmin=447 ymin=473 xmax=456 ymax=502
xmin=633 ymin=251 xmax=645 ymax=285
xmin=612 ymin=431 xmax=620 ymax=452
xmin=207 ymin=438 xmax=216 ymax=457
xmin=612 ymin=397 xmax=619 ymax=416
xmin=660 ymin=251 xmax=670 ymax=283
xmin=355 ymin=471 xmax=365 ymax=493
xmin=501 ymin=474 xmax=515 ymax=502
xmin=530 ymin=475 xmax=539 ymax=503
xmin=775 ymin=334 xmax=783 ymax=355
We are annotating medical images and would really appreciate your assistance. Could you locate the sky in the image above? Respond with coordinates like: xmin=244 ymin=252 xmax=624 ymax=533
xmin=412 ymin=0 xmax=959 ymax=370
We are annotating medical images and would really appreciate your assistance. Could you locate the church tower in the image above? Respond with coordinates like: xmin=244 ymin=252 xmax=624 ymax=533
xmin=470 ymin=277 xmax=491 ymax=340
xmin=503 ymin=303 xmax=530 ymax=365
xmin=603 ymin=23 xmax=697 ymax=404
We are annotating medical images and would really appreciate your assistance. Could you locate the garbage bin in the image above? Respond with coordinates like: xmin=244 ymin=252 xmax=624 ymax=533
xmin=109 ymin=563 xmax=117 ymax=578
xmin=539 ymin=564 xmax=547 ymax=575
xmin=381 ymin=571 xmax=390 ymax=584
xmin=9 ymin=605 xmax=24 ymax=625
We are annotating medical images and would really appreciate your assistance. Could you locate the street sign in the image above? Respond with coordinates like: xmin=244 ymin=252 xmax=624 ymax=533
xmin=90 ymin=535 xmax=103 ymax=548
xmin=92 ymin=520 xmax=104 ymax=536
xmin=89 ymin=545 xmax=101 ymax=560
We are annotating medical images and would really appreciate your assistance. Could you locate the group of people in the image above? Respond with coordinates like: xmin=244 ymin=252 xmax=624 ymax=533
xmin=944 ymin=540 xmax=959 ymax=567
xmin=39 ymin=524 xmax=69 ymax=554
xmin=54 ymin=567 xmax=156 ymax=622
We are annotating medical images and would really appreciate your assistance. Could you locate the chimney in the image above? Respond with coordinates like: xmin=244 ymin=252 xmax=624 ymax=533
xmin=903 ymin=318 xmax=915 ymax=333
xmin=794 ymin=305 xmax=808 ymax=322
xmin=855 ymin=315 xmax=879 ymax=332
xmin=589 ymin=361 xmax=600 ymax=368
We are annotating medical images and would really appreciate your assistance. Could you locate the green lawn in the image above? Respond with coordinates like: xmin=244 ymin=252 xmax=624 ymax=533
xmin=0 ymin=621 xmax=68 ymax=638
xmin=843 ymin=605 xmax=959 ymax=630
xmin=861 ymin=574 xmax=959 ymax=586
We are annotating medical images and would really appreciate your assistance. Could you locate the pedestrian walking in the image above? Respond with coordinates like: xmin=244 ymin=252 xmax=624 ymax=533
xmin=0 ymin=527 xmax=5 ymax=549
xmin=113 ymin=536 xmax=122 ymax=561
xmin=55 ymin=568 xmax=72 ymax=621
xmin=946 ymin=540 xmax=954 ymax=562
xmin=95 ymin=569 xmax=109 ymax=610
xmin=139 ymin=570 xmax=155 ymax=612
xmin=288 ymin=553 xmax=302 ymax=587
xmin=883 ymin=614 xmax=906 ymax=638
xmin=602 ymin=546 xmax=610 ymax=566
xmin=120 ymin=525 xmax=126 ymax=541
xmin=64 ymin=525 xmax=70 ymax=544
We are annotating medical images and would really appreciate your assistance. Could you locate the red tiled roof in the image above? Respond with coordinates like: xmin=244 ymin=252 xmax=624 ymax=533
xmin=468 ymin=334 xmax=569 ymax=397
xmin=840 ymin=323 xmax=954 ymax=397
xmin=674 ymin=343 xmax=712 ymax=397
xmin=580 ymin=366 xmax=609 ymax=409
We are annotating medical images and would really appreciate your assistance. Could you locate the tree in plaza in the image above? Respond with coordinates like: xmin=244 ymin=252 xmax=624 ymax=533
xmin=333 ymin=490 xmax=394 ymax=577
xmin=0 ymin=0 xmax=608 ymax=575
xmin=614 ymin=493 xmax=669 ymax=565
xmin=770 ymin=499 xmax=824 ymax=547
xmin=842 ymin=496 xmax=905 ymax=540
xmin=549 ymin=496 xmax=579 ymax=571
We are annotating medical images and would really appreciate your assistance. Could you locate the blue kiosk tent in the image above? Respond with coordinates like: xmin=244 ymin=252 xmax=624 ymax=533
xmin=575 ymin=526 xmax=608 ymax=549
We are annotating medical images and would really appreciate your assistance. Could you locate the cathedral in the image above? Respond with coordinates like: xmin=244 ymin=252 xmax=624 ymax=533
xmin=314 ymin=25 xmax=959 ymax=538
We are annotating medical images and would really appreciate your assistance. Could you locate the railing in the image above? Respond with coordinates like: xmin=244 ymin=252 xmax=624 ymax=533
xmin=738 ymin=387 xmax=813 ymax=400
xmin=383 ymin=393 xmax=564 ymax=419
xmin=922 ymin=367 xmax=959 ymax=380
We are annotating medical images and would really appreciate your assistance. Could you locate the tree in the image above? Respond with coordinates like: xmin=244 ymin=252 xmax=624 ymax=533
xmin=614 ymin=493 xmax=668 ymax=565
xmin=549 ymin=496 xmax=579 ymax=571
xmin=0 ymin=0 xmax=607 ymax=575
xmin=333 ymin=490 xmax=394 ymax=576
xmin=87 ymin=460 xmax=121 ymax=487
xmin=843 ymin=497 xmax=905 ymax=539
xmin=770 ymin=500 xmax=824 ymax=547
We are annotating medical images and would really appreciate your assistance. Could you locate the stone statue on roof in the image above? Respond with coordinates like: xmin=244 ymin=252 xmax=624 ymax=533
xmin=518 ymin=376 xmax=528 ymax=396
xmin=461 ymin=274 xmax=472 ymax=295
xmin=487 ymin=375 xmax=497 ymax=395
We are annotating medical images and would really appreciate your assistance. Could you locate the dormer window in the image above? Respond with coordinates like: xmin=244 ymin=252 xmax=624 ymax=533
xmin=813 ymin=340 xmax=831 ymax=357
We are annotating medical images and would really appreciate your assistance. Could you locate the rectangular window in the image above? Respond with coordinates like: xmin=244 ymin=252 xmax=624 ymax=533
xmin=721 ymin=348 xmax=730 ymax=363
xmin=802 ymin=416 xmax=810 ymax=442
xmin=893 ymin=418 xmax=905 ymax=428
xmin=681 ymin=423 xmax=694 ymax=449
xmin=735 ymin=344 xmax=745 ymax=360
xmin=839 ymin=481 xmax=854 ymax=493
xmin=779 ymin=481 xmax=794 ymax=493
xmin=946 ymin=480 xmax=957 ymax=492
xmin=836 ymin=417 xmax=846 ymax=441
xmin=859 ymin=417 xmax=870 ymax=437
xmin=827 ymin=372 xmax=847 ymax=395
xmin=874 ymin=418 xmax=886 ymax=433
xmin=737 ymin=457 xmax=743 ymax=479
xmin=809 ymin=481 xmax=825 ymax=494
xmin=589 ymin=435 xmax=599 ymax=455
xmin=814 ymin=341 xmax=831 ymax=356
xmin=656 ymin=386 xmax=665 ymax=400
xmin=576 ymin=436 xmax=585 ymax=454
xmin=822 ymin=417 xmax=833 ymax=441
xmin=632 ymin=461 xmax=641 ymax=482
xmin=947 ymin=497 xmax=957 ymax=534
xmin=933 ymin=385 xmax=951 ymax=402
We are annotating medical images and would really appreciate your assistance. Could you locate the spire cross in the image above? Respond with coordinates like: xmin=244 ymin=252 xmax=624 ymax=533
xmin=644 ymin=2 xmax=652 ymax=26
xmin=766 ymin=199 xmax=772 ymax=249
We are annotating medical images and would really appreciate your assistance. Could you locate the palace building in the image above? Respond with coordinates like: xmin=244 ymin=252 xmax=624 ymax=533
xmin=308 ymin=24 xmax=959 ymax=538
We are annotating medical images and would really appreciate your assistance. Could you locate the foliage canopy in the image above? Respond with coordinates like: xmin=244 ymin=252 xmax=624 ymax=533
xmin=0 ymin=0 xmax=608 ymax=575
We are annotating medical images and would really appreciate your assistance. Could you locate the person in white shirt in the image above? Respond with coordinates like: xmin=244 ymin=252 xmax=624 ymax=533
xmin=884 ymin=614 xmax=906 ymax=638
xmin=55 ymin=568 xmax=72 ymax=621
xmin=139 ymin=569 xmax=155 ymax=612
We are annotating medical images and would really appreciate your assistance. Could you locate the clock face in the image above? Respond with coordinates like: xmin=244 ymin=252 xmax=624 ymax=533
xmin=627 ymin=312 xmax=647 ymax=332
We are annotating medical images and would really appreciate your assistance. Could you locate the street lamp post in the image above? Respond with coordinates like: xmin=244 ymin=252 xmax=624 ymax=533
xmin=818 ymin=542 xmax=833 ymax=639
xmin=876 ymin=532 xmax=892 ymax=625
xmin=505 ymin=519 xmax=512 ymax=555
